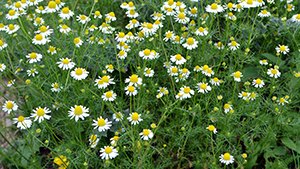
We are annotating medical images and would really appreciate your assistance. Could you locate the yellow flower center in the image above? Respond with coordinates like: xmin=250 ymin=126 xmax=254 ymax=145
xmin=147 ymin=23 xmax=153 ymax=29
xmin=203 ymin=65 xmax=209 ymax=71
xmin=146 ymin=70 xmax=151 ymax=74
xmin=97 ymin=118 xmax=105 ymax=126
xmin=9 ymin=24 xmax=15 ymax=30
xmin=74 ymin=38 xmax=80 ymax=44
xmin=15 ymin=2 xmax=21 ymax=8
xmin=279 ymin=46 xmax=286 ymax=51
xmin=144 ymin=49 xmax=150 ymax=56
xmin=21 ymin=0 xmax=26 ymax=3
xmin=242 ymin=92 xmax=248 ymax=97
xmin=74 ymin=106 xmax=83 ymax=115
xmin=102 ymin=76 xmax=109 ymax=83
xmin=6 ymin=102 xmax=13 ymax=109
xmin=97 ymin=80 xmax=104 ymax=85
xmin=9 ymin=10 xmax=15 ymax=16
xmin=178 ymin=13 xmax=185 ymax=19
xmin=35 ymin=34 xmax=43 ymax=41
xmin=49 ymin=47 xmax=55 ymax=52
xmin=130 ymin=74 xmax=138 ymax=83
xmin=227 ymin=2 xmax=233 ymax=8
xmin=128 ymin=86 xmax=135 ymax=92
xmin=198 ymin=27 xmax=204 ymax=32
xmin=208 ymin=125 xmax=215 ymax=131
xmin=132 ymin=19 xmax=137 ymax=24
xmin=171 ymin=67 xmax=178 ymax=73
xmin=234 ymin=71 xmax=241 ymax=78
xmin=231 ymin=41 xmax=237 ymax=46
xmin=80 ymin=15 xmax=87 ymax=20
xmin=211 ymin=3 xmax=218 ymax=10
xmin=183 ymin=87 xmax=190 ymax=94
xmin=38 ymin=6 xmax=44 ymax=10
xmin=62 ymin=7 xmax=69 ymax=14
xmin=48 ymin=1 xmax=56 ymax=9
xmin=168 ymin=0 xmax=174 ymax=6
xmin=55 ymin=0 xmax=61 ymax=4
xmin=271 ymin=69 xmax=277 ymax=74
xmin=37 ymin=108 xmax=45 ymax=116
xmin=90 ymin=134 xmax=97 ymax=141
xmin=182 ymin=68 xmax=188 ymax=73
xmin=296 ymin=14 xmax=300 ymax=20
xmin=295 ymin=73 xmax=300 ymax=77
xmin=262 ymin=10 xmax=268 ymax=14
xmin=250 ymin=93 xmax=256 ymax=98
xmin=62 ymin=25 xmax=68 ymax=29
xmin=109 ymin=12 xmax=115 ymax=17
xmin=113 ymin=136 xmax=119 ymax=141
xmin=207 ymin=69 xmax=212 ymax=74
xmin=200 ymin=84 xmax=207 ymax=89
xmin=61 ymin=59 xmax=69 ymax=64
xmin=132 ymin=113 xmax=139 ymax=121
xmin=54 ymin=83 xmax=59 ymax=89
xmin=18 ymin=116 xmax=25 ymax=122
xmin=40 ymin=26 xmax=47 ymax=32
xmin=128 ymin=2 xmax=134 ymax=7
xmin=105 ymin=147 xmax=112 ymax=154
xmin=129 ymin=9 xmax=135 ymax=15
xmin=106 ymin=91 xmax=113 ymax=98
xmin=213 ymin=77 xmax=219 ymax=82
xmin=191 ymin=8 xmax=197 ymax=14
xmin=30 ymin=53 xmax=37 ymax=59
xmin=255 ymin=79 xmax=261 ymax=84
xmin=247 ymin=0 xmax=253 ymax=4
xmin=175 ymin=54 xmax=182 ymax=60
xmin=280 ymin=98 xmax=285 ymax=103
xmin=166 ymin=32 xmax=172 ymax=38
xmin=143 ymin=129 xmax=150 ymax=136
xmin=217 ymin=42 xmax=223 ymax=47
xmin=228 ymin=12 xmax=234 ymax=17
xmin=224 ymin=104 xmax=230 ymax=109
xmin=95 ymin=11 xmax=100 ymax=16
xmin=0 ymin=23 xmax=4 ymax=28
xmin=187 ymin=38 xmax=194 ymax=45
xmin=30 ymin=69 xmax=35 ymax=73
xmin=223 ymin=153 xmax=231 ymax=160
xmin=75 ymin=69 xmax=83 ymax=75
xmin=35 ymin=18 xmax=42 ymax=24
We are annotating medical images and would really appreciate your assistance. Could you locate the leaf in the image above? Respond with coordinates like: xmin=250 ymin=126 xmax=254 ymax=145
xmin=242 ymin=67 xmax=260 ymax=78
xmin=262 ymin=53 xmax=280 ymax=64
xmin=281 ymin=137 xmax=300 ymax=154
xmin=21 ymin=146 xmax=32 ymax=166
xmin=273 ymin=146 xmax=286 ymax=156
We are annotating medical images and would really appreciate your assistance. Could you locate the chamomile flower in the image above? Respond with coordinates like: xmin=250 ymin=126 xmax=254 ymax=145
xmin=6 ymin=10 xmax=20 ymax=20
xmin=152 ymin=12 xmax=165 ymax=20
xmin=163 ymin=30 xmax=175 ymax=42
xmin=163 ymin=0 xmax=176 ymax=9
xmin=249 ymin=92 xmax=257 ymax=101
xmin=26 ymin=52 xmax=42 ymax=63
xmin=224 ymin=103 xmax=233 ymax=113
xmin=117 ymin=50 xmax=127 ymax=59
xmin=194 ymin=65 xmax=201 ymax=72
xmin=232 ymin=71 xmax=243 ymax=82
xmin=106 ymin=65 xmax=114 ymax=73
xmin=157 ymin=87 xmax=168 ymax=96
xmin=291 ymin=14 xmax=300 ymax=23
xmin=125 ymin=85 xmax=138 ymax=96
xmin=36 ymin=6 xmax=46 ymax=14
xmin=59 ymin=7 xmax=74 ymax=20
xmin=141 ymin=23 xmax=157 ymax=37
xmin=89 ymin=134 xmax=99 ymax=148
xmin=71 ymin=68 xmax=89 ymax=80
xmin=120 ymin=2 xmax=128 ymax=9
xmin=13 ymin=116 xmax=32 ymax=130
xmin=45 ymin=1 xmax=58 ymax=13
xmin=295 ymin=72 xmax=300 ymax=77
xmin=275 ymin=45 xmax=289 ymax=55
xmin=32 ymin=34 xmax=50 ymax=45
xmin=241 ymin=0 xmax=258 ymax=8
xmin=68 ymin=105 xmax=89 ymax=122
xmin=76 ymin=15 xmax=90 ymax=24
xmin=203 ymin=68 xmax=215 ymax=77
xmin=220 ymin=153 xmax=234 ymax=165
xmin=6 ymin=24 xmax=20 ymax=34
xmin=105 ymin=12 xmax=116 ymax=21
xmin=110 ymin=136 xmax=119 ymax=146
xmin=206 ymin=3 xmax=224 ymax=13
xmin=164 ymin=7 xmax=176 ymax=16
xmin=92 ymin=116 xmax=112 ymax=132
xmin=278 ymin=97 xmax=288 ymax=105
xmin=207 ymin=125 xmax=217 ymax=134
xmin=129 ymin=19 xmax=140 ymax=28
xmin=214 ymin=42 xmax=224 ymax=50
xmin=175 ymin=12 xmax=190 ymax=24
xmin=74 ymin=37 xmax=83 ymax=47
xmin=100 ymin=146 xmax=118 ymax=160
xmin=0 ymin=63 xmax=6 ymax=72
xmin=188 ymin=7 xmax=198 ymax=17
xmin=140 ymin=129 xmax=154 ymax=140
xmin=210 ymin=77 xmax=220 ymax=86
xmin=0 ymin=40 xmax=8 ymax=51
xmin=47 ymin=46 xmax=57 ymax=55
xmin=258 ymin=10 xmax=271 ymax=17
xmin=56 ymin=58 xmax=75 ymax=70
xmin=267 ymin=67 xmax=281 ymax=78
xmin=197 ymin=82 xmax=212 ymax=94
xmin=126 ymin=9 xmax=139 ymax=18
xmin=144 ymin=68 xmax=154 ymax=77
xmin=51 ymin=82 xmax=62 ymax=92
xmin=7 ymin=79 xmax=15 ymax=87
xmin=163 ymin=61 xmax=171 ymax=69
xmin=0 ymin=24 xmax=7 ymax=31
xmin=27 ymin=69 xmax=38 ymax=77
xmin=11 ymin=2 xmax=25 ymax=11
xmin=102 ymin=91 xmax=117 ymax=102
xmin=228 ymin=41 xmax=240 ymax=51
xmin=125 ymin=74 xmax=143 ymax=87
xmin=252 ymin=78 xmax=265 ymax=88
xmin=113 ymin=112 xmax=123 ymax=122
xmin=170 ymin=54 xmax=186 ymax=65
xmin=59 ymin=25 xmax=71 ymax=34
xmin=127 ymin=112 xmax=143 ymax=125
xmin=224 ymin=2 xmax=236 ymax=11
xmin=93 ymin=11 xmax=102 ymax=19
xmin=33 ymin=17 xmax=45 ymax=27
xmin=194 ymin=27 xmax=208 ymax=36
xmin=259 ymin=59 xmax=268 ymax=65
xmin=115 ymin=32 xmax=127 ymax=42
xmin=238 ymin=91 xmax=250 ymax=100
xmin=31 ymin=107 xmax=51 ymax=123
xmin=2 ymin=100 xmax=18 ymax=114
xmin=179 ymin=86 xmax=194 ymax=99
xmin=182 ymin=37 xmax=198 ymax=50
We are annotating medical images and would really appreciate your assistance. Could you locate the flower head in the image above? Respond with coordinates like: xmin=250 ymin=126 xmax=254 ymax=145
xmin=68 ymin=105 xmax=89 ymax=122
xmin=92 ymin=116 xmax=112 ymax=132
xmin=31 ymin=107 xmax=51 ymax=123
xmin=219 ymin=153 xmax=234 ymax=165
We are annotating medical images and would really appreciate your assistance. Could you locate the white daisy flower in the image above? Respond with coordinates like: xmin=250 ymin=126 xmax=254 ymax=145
xmin=278 ymin=97 xmax=288 ymax=105
xmin=26 ymin=52 xmax=42 ymax=63
xmin=163 ymin=30 xmax=175 ymax=42
xmin=45 ymin=1 xmax=58 ymax=13
xmin=206 ymin=3 xmax=224 ymax=13
xmin=144 ymin=68 xmax=154 ymax=77
xmin=275 ymin=45 xmax=289 ymax=55
xmin=179 ymin=86 xmax=194 ymax=99
xmin=252 ymin=78 xmax=265 ymax=88
xmin=0 ymin=40 xmax=8 ymax=51
xmin=71 ymin=68 xmax=89 ymax=80
xmin=125 ymin=85 xmax=138 ymax=96
xmin=120 ymin=2 xmax=128 ymax=9
xmin=210 ymin=77 xmax=220 ymax=86
xmin=140 ymin=129 xmax=154 ymax=140
xmin=105 ymin=12 xmax=117 ymax=21
xmin=232 ymin=71 xmax=243 ymax=82
xmin=188 ymin=7 xmax=198 ymax=17
xmin=59 ymin=7 xmax=74 ymax=20
xmin=93 ymin=11 xmax=102 ymax=19
xmin=7 ymin=79 xmax=15 ymax=87
xmin=203 ymin=68 xmax=215 ymax=77
xmin=125 ymin=74 xmax=143 ymax=87
xmin=32 ymin=34 xmax=50 ymax=45
xmin=2 ymin=100 xmax=18 ymax=114
xmin=76 ymin=15 xmax=91 ymax=24
xmin=175 ymin=12 xmax=190 ymax=24
xmin=197 ymin=82 xmax=212 ymax=94
xmin=157 ymin=87 xmax=168 ymax=96
xmin=27 ymin=69 xmax=38 ymax=77
xmin=59 ymin=25 xmax=71 ymax=34
xmin=214 ymin=42 xmax=224 ymax=50
xmin=259 ymin=59 xmax=268 ymax=65
xmin=28 ymin=0 xmax=43 ymax=7
xmin=6 ymin=10 xmax=20 ymax=20
xmin=51 ymin=82 xmax=63 ymax=92
xmin=74 ymin=37 xmax=83 ymax=47
xmin=267 ymin=68 xmax=281 ymax=78
xmin=206 ymin=125 xmax=217 ymax=134
xmin=118 ymin=50 xmax=127 ymax=59
xmin=182 ymin=37 xmax=198 ymax=50
xmin=56 ymin=58 xmax=75 ymax=70
xmin=106 ymin=65 xmax=114 ymax=73
xmin=238 ymin=91 xmax=250 ymax=100
xmin=31 ymin=107 xmax=51 ymax=123
xmin=89 ymin=134 xmax=99 ymax=148
xmin=241 ymin=0 xmax=258 ymax=8
xmin=127 ymin=112 xmax=143 ymax=125
xmin=36 ymin=6 xmax=46 ymax=14
xmin=11 ymin=2 xmax=25 ymax=11
xmin=291 ymin=14 xmax=300 ymax=23
xmin=126 ymin=9 xmax=139 ymax=18
xmin=35 ymin=26 xmax=53 ymax=37
xmin=194 ymin=27 xmax=208 ymax=36
xmin=170 ymin=54 xmax=186 ymax=65
xmin=228 ymin=41 xmax=240 ymax=51
xmin=115 ymin=32 xmax=127 ymax=42
xmin=33 ymin=17 xmax=45 ymax=27
xmin=47 ymin=46 xmax=57 ymax=55
xmin=141 ymin=23 xmax=157 ymax=37
xmin=102 ymin=91 xmax=117 ymax=102
xmin=258 ymin=10 xmax=271 ymax=17
xmin=13 ymin=116 xmax=32 ymax=130
xmin=110 ymin=136 xmax=119 ymax=146
xmin=100 ymin=146 xmax=118 ymax=160
xmin=152 ymin=12 xmax=165 ymax=20
xmin=113 ymin=112 xmax=123 ymax=122
xmin=55 ymin=0 xmax=65 ymax=9
xmin=6 ymin=24 xmax=20 ymax=34
xmin=224 ymin=104 xmax=233 ymax=113
xmin=249 ymin=92 xmax=257 ymax=101
xmin=68 ymin=105 xmax=89 ymax=122
xmin=139 ymin=49 xmax=155 ymax=60
xmin=219 ymin=153 xmax=234 ymax=165
xmin=92 ymin=116 xmax=112 ymax=132
xmin=168 ymin=66 xmax=179 ymax=76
